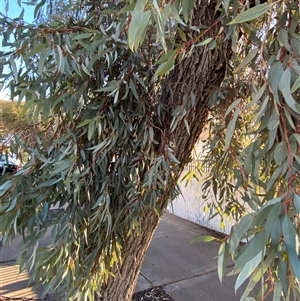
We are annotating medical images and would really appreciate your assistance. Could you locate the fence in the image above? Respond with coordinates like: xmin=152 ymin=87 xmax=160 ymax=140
xmin=168 ymin=174 xmax=236 ymax=235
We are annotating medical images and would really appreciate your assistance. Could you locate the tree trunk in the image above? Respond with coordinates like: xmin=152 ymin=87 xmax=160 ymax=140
xmin=100 ymin=1 xmax=232 ymax=300
xmin=100 ymin=210 xmax=160 ymax=301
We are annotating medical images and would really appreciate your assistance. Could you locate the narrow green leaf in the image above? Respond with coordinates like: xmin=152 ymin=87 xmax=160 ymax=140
xmin=182 ymin=0 xmax=196 ymax=23
xmin=229 ymin=214 xmax=254 ymax=254
xmin=119 ymin=2 xmax=136 ymax=13
xmin=265 ymin=203 xmax=282 ymax=240
xmin=278 ymin=260 xmax=288 ymax=294
xmin=234 ymin=231 xmax=266 ymax=270
xmin=266 ymin=165 xmax=284 ymax=192
xmin=278 ymin=28 xmax=291 ymax=52
xmin=247 ymin=84 xmax=266 ymax=109
xmin=170 ymin=4 xmax=186 ymax=26
xmin=191 ymin=235 xmax=218 ymax=243
xmin=177 ymin=27 xmax=186 ymax=42
xmin=283 ymin=106 xmax=296 ymax=130
xmin=294 ymin=194 xmax=300 ymax=214
xmin=87 ymin=138 xmax=111 ymax=153
xmin=129 ymin=79 xmax=139 ymax=100
xmin=88 ymin=121 xmax=95 ymax=141
xmin=34 ymin=0 xmax=46 ymax=19
xmin=72 ymin=33 xmax=93 ymax=40
xmin=128 ymin=0 xmax=151 ymax=51
xmin=217 ymin=241 xmax=229 ymax=282
xmin=184 ymin=118 xmax=190 ymax=135
xmin=292 ymin=133 xmax=300 ymax=145
xmin=235 ymin=250 xmax=262 ymax=292
xmin=152 ymin=0 xmax=161 ymax=19
xmin=228 ymin=3 xmax=273 ymax=25
xmin=208 ymin=39 xmax=217 ymax=50
xmin=0 ymin=180 xmax=14 ymax=197
xmin=225 ymin=98 xmax=241 ymax=117
xmin=194 ymin=37 xmax=213 ymax=47
xmin=279 ymin=68 xmax=300 ymax=114
xmin=255 ymin=95 xmax=269 ymax=122
xmin=168 ymin=152 xmax=180 ymax=164
xmin=282 ymin=216 xmax=300 ymax=280
xmin=268 ymin=62 xmax=283 ymax=103
xmin=37 ymin=178 xmax=61 ymax=188
xmin=9 ymin=56 xmax=18 ymax=81
xmin=81 ymin=63 xmax=92 ymax=76
xmin=240 ymin=248 xmax=276 ymax=300
xmin=223 ymin=0 xmax=230 ymax=15
xmin=156 ymin=50 xmax=176 ymax=65
xmin=291 ymin=75 xmax=300 ymax=93
xmin=267 ymin=119 xmax=279 ymax=131
xmin=155 ymin=51 xmax=176 ymax=76
xmin=55 ymin=45 xmax=64 ymax=73
xmin=274 ymin=142 xmax=287 ymax=165
xmin=38 ymin=47 xmax=49 ymax=75
xmin=95 ymin=80 xmax=119 ymax=92
xmin=234 ymin=49 xmax=258 ymax=73
xmin=24 ymin=44 xmax=46 ymax=59
xmin=272 ymin=280 xmax=282 ymax=301
xmin=6 ymin=198 xmax=17 ymax=212
xmin=225 ymin=108 xmax=240 ymax=149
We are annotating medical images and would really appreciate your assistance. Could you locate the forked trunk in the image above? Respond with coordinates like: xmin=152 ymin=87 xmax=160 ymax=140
xmin=100 ymin=1 xmax=232 ymax=300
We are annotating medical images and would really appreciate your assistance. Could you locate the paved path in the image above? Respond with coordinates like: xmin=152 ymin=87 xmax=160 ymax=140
xmin=136 ymin=213 xmax=240 ymax=301
xmin=0 ymin=213 xmax=255 ymax=300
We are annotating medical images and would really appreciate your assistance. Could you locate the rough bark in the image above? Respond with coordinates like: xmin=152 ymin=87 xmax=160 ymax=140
xmin=100 ymin=211 xmax=160 ymax=301
xmin=100 ymin=1 xmax=232 ymax=300
xmin=164 ymin=2 xmax=232 ymax=170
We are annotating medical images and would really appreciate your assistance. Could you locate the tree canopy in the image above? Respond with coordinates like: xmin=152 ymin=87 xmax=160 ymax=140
xmin=0 ymin=1 xmax=299 ymax=301
xmin=0 ymin=100 xmax=28 ymax=148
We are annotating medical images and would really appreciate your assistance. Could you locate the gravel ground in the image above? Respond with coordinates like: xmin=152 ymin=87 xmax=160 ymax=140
xmin=132 ymin=286 xmax=175 ymax=301
xmin=1 ymin=287 xmax=175 ymax=301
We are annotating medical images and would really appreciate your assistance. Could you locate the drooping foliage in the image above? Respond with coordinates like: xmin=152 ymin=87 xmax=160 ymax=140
xmin=0 ymin=1 xmax=299 ymax=301
xmin=186 ymin=2 xmax=300 ymax=299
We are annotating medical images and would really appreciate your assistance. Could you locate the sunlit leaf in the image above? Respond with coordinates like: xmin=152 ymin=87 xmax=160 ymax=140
xmin=225 ymin=108 xmax=240 ymax=149
xmin=234 ymin=49 xmax=258 ymax=73
xmin=217 ymin=241 xmax=229 ymax=282
xmin=228 ymin=3 xmax=273 ymax=25
xmin=191 ymin=235 xmax=218 ymax=243
xmin=128 ymin=0 xmax=151 ymax=51
xmin=235 ymin=251 xmax=262 ymax=292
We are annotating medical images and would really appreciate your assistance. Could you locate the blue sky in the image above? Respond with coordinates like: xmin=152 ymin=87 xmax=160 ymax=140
xmin=0 ymin=0 xmax=35 ymax=99
xmin=0 ymin=0 xmax=35 ymax=22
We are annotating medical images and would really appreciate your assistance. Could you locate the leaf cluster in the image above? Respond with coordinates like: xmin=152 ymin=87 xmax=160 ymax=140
xmin=187 ymin=1 xmax=300 ymax=300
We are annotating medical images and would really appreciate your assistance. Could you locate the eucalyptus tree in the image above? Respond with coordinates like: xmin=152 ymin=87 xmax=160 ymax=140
xmin=0 ymin=1 xmax=299 ymax=301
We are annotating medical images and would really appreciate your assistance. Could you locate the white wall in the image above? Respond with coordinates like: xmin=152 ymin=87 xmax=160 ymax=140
xmin=168 ymin=176 xmax=235 ymax=235
xmin=168 ymin=138 xmax=236 ymax=235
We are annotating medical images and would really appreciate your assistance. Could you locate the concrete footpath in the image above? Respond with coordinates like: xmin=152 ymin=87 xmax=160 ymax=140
xmin=1 ymin=213 xmax=247 ymax=300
